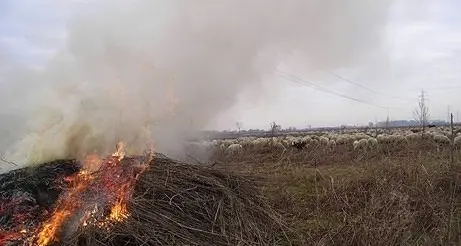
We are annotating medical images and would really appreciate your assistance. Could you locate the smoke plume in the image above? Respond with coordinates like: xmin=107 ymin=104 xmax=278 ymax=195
xmin=0 ymin=0 xmax=391 ymax=169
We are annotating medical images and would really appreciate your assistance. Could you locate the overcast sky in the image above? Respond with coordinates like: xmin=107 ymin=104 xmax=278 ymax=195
xmin=1 ymin=0 xmax=461 ymax=131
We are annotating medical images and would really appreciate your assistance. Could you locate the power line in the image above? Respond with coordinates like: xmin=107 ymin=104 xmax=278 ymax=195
xmin=275 ymin=68 xmax=394 ymax=109
xmin=329 ymin=72 xmax=383 ymax=95
xmin=407 ymin=85 xmax=461 ymax=92
xmin=329 ymin=72 xmax=415 ymax=101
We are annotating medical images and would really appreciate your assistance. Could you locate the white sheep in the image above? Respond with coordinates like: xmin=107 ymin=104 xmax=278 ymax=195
xmin=319 ymin=136 xmax=330 ymax=146
xmin=301 ymin=136 xmax=313 ymax=143
xmin=286 ymin=136 xmax=299 ymax=145
xmin=335 ymin=136 xmax=350 ymax=145
xmin=240 ymin=137 xmax=257 ymax=149
xmin=220 ymin=139 xmax=235 ymax=148
xmin=377 ymin=134 xmax=389 ymax=144
xmin=257 ymin=138 xmax=272 ymax=147
xmin=433 ymin=135 xmax=450 ymax=145
xmin=454 ymin=135 xmax=461 ymax=147
xmin=311 ymin=139 xmax=320 ymax=146
xmin=394 ymin=135 xmax=408 ymax=144
xmin=353 ymin=139 xmax=368 ymax=150
xmin=327 ymin=139 xmax=336 ymax=149
xmin=225 ymin=143 xmax=243 ymax=155
xmin=406 ymin=133 xmax=421 ymax=142
xmin=367 ymin=138 xmax=378 ymax=148
xmin=250 ymin=138 xmax=262 ymax=148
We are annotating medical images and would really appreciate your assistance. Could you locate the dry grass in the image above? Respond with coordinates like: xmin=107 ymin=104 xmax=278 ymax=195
xmin=69 ymin=154 xmax=289 ymax=246
xmin=213 ymin=143 xmax=461 ymax=245
xmin=3 ymin=139 xmax=461 ymax=245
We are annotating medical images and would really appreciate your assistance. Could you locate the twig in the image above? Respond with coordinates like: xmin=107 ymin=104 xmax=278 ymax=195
xmin=169 ymin=186 xmax=199 ymax=205
xmin=0 ymin=156 xmax=18 ymax=167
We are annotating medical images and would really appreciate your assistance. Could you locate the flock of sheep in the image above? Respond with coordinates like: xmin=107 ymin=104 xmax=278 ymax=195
xmin=184 ymin=127 xmax=461 ymax=156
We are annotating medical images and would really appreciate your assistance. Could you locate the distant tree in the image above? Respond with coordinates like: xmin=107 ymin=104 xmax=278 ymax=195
xmin=270 ymin=121 xmax=281 ymax=136
xmin=413 ymin=90 xmax=430 ymax=133
xmin=235 ymin=122 xmax=243 ymax=133
xmin=287 ymin=126 xmax=297 ymax=131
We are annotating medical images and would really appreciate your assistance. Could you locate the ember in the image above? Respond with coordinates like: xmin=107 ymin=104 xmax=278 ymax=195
xmin=0 ymin=160 xmax=80 ymax=245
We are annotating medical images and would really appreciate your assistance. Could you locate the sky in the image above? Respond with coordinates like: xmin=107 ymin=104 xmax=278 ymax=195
xmin=1 ymin=0 xmax=461 ymax=132
xmin=214 ymin=0 xmax=461 ymax=130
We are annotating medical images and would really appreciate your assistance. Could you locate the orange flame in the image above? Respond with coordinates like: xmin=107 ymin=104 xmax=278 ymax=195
xmin=109 ymin=183 xmax=130 ymax=222
xmin=32 ymin=142 xmax=152 ymax=245
xmin=36 ymin=170 xmax=94 ymax=246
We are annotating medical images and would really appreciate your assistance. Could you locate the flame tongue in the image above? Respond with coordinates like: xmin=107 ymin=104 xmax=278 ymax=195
xmin=33 ymin=142 xmax=151 ymax=246
xmin=36 ymin=171 xmax=93 ymax=246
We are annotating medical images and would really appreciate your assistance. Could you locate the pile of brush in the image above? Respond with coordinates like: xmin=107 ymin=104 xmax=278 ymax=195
xmin=69 ymin=154 xmax=288 ymax=246
xmin=0 ymin=160 xmax=80 ymax=239
xmin=0 ymin=155 xmax=288 ymax=246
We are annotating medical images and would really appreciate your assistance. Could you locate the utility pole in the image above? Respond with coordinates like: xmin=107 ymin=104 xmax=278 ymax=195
xmin=385 ymin=109 xmax=390 ymax=133
xmin=374 ymin=116 xmax=378 ymax=138
xmin=447 ymin=105 xmax=451 ymax=126
xmin=451 ymin=113 xmax=454 ymax=165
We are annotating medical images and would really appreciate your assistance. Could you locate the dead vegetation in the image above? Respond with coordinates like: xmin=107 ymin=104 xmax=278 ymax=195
xmin=213 ymin=141 xmax=461 ymax=245
xmin=0 ymin=155 xmax=288 ymax=246
xmin=2 ymin=139 xmax=461 ymax=245
xmin=69 ymin=154 xmax=288 ymax=246
xmin=0 ymin=159 xmax=80 ymax=240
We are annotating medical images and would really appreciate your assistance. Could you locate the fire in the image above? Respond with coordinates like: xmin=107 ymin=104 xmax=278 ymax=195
xmin=112 ymin=141 xmax=126 ymax=161
xmin=109 ymin=185 xmax=129 ymax=222
xmin=31 ymin=142 xmax=152 ymax=245
xmin=36 ymin=170 xmax=95 ymax=246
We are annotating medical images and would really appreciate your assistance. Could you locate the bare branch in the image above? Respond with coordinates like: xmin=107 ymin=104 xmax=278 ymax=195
xmin=414 ymin=90 xmax=429 ymax=132
xmin=0 ymin=155 xmax=18 ymax=167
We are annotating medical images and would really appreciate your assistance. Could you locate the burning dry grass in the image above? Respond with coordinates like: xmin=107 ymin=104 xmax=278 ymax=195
xmin=69 ymin=154 xmax=288 ymax=246
xmin=0 ymin=159 xmax=81 ymax=243
xmin=0 ymin=154 xmax=288 ymax=246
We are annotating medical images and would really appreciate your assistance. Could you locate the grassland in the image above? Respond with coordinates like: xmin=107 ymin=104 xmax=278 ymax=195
xmin=211 ymin=142 xmax=461 ymax=245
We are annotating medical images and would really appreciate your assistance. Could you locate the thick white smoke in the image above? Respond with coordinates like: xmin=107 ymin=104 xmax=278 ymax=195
xmin=0 ymin=0 xmax=391 ymax=169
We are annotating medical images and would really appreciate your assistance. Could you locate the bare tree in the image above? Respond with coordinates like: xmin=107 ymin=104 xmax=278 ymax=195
xmin=270 ymin=121 xmax=281 ymax=136
xmin=235 ymin=122 xmax=243 ymax=133
xmin=413 ymin=90 xmax=430 ymax=133
xmin=450 ymin=113 xmax=454 ymax=165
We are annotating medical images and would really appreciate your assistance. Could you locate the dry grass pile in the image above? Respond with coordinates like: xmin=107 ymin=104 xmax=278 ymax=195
xmin=265 ymin=156 xmax=461 ymax=245
xmin=69 ymin=154 xmax=289 ymax=246
xmin=0 ymin=160 xmax=80 ymax=233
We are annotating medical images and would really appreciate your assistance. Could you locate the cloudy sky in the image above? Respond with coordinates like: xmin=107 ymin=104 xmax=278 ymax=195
xmin=1 ymin=0 xmax=461 ymax=132
xmin=216 ymin=0 xmax=461 ymax=130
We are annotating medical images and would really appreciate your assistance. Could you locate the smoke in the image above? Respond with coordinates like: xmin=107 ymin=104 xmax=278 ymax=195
xmin=0 ymin=0 xmax=392 ymax=168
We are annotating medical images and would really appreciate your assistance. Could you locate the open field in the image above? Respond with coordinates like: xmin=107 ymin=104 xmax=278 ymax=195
xmin=204 ymin=128 xmax=461 ymax=245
